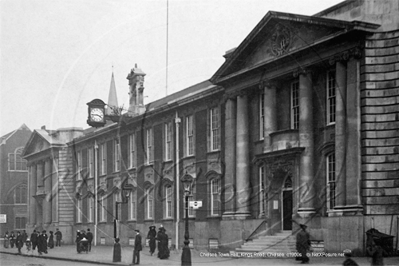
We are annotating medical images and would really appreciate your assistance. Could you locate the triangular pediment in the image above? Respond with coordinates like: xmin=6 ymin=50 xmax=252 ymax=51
xmin=22 ymin=131 xmax=51 ymax=157
xmin=211 ymin=11 xmax=379 ymax=84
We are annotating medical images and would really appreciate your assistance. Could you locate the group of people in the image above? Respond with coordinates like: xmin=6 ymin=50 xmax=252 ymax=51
xmin=75 ymin=228 xmax=93 ymax=253
xmin=133 ymin=225 xmax=170 ymax=264
xmin=3 ymin=228 xmax=63 ymax=255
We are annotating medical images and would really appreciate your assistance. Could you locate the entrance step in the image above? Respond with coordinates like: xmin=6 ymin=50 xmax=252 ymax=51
xmin=235 ymin=232 xmax=296 ymax=257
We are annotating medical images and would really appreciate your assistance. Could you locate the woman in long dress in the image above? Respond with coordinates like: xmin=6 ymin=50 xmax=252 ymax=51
xmin=3 ymin=232 xmax=9 ymax=248
xmin=157 ymin=227 xmax=170 ymax=259
xmin=147 ymin=226 xmax=157 ymax=256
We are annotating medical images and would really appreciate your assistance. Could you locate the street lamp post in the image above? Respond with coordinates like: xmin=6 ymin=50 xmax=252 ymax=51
xmin=113 ymin=181 xmax=133 ymax=262
xmin=181 ymin=174 xmax=192 ymax=266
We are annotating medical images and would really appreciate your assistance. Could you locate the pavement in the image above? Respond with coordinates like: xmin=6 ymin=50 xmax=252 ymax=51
xmin=1 ymin=245 xmax=399 ymax=266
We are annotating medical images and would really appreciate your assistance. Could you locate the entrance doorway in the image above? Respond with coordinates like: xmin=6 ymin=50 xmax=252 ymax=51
xmin=282 ymin=176 xmax=293 ymax=231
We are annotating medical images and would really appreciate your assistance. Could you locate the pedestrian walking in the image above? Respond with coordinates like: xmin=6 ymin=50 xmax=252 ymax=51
xmin=157 ymin=226 xmax=170 ymax=259
xmin=3 ymin=231 xmax=9 ymax=248
xmin=9 ymin=231 xmax=15 ymax=248
xmin=147 ymin=225 xmax=156 ymax=256
xmin=367 ymin=239 xmax=387 ymax=266
xmin=30 ymin=230 xmax=38 ymax=251
xmin=343 ymin=250 xmax=358 ymax=266
xmin=16 ymin=231 xmax=24 ymax=254
xmin=48 ymin=231 xmax=54 ymax=249
xmin=22 ymin=230 xmax=28 ymax=243
xmin=112 ymin=238 xmax=121 ymax=262
xmin=75 ymin=230 xmax=81 ymax=253
xmin=132 ymin=229 xmax=142 ymax=264
xmin=38 ymin=230 xmax=48 ymax=255
xmin=86 ymin=228 xmax=93 ymax=252
xmin=296 ymin=224 xmax=310 ymax=264
xmin=25 ymin=238 xmax=32 ymax=255
xmin=55 ymin=228 xmax=62 ymax=247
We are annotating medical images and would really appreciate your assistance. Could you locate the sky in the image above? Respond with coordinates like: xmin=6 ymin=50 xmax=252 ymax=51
xmin=0 ymin=0 xmax=343 ymax=136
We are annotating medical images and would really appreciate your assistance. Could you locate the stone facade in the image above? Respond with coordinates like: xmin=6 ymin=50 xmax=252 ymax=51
xmin=25 ymin=0 xmax=399 ymax=254
xmin=23 ymin=127 xmax=83 ymax=244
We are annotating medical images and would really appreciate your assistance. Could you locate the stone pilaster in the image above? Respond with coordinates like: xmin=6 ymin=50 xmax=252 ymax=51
xmin=264 ymin=82 xmax=277 ymax=152
xmin=52 ymin=158 xmax=58 ymax=222
xmin=297 ymin=70 xmax=316 ymax=216
xmin=335 ymin=61 xmax=347 ymax=209
xmin=223 ymin=98 xmax=236 ymax=218
xmin=29 ymin=164 xmax=37 ymax=226
xmin=43 ymin=159 xmax=52 ymax=225
xmin=235 ymin=93 xmax=251 ymax=218
xmin=345 ymin=57 xmax=362 ymax=211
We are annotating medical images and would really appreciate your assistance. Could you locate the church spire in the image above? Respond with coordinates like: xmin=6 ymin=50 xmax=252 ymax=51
xmin=106 ymin=70 xmax=119 ymax=115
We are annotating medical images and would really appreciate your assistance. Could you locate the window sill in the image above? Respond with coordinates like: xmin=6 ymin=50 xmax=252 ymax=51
xmin=127 ymin=219 xmax=137 ymax=223
xmin=207 ymin=150 xmax=220 ymax=155
xmin=183 ymin=155 xmax=195 ymax=160
xmin=162 ymin=218 xmax=174 ymax=221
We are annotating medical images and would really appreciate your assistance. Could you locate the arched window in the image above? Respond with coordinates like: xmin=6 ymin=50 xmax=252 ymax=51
xmin=15 ymin=185 xmax=27 ymax=204
xmin=164 ymin=184 xmax=173 ymax=219
xmin=144 ymin=186 xmax=154 ymax=220
xmin=8 ymin=147 xmax=27 ymax=171
xmin=209 ymin=178 xmax=221 ymax=216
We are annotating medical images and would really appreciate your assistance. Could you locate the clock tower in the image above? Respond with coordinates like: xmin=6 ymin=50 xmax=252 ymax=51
xmin=127 ymin=64 xmax=146 ymax=116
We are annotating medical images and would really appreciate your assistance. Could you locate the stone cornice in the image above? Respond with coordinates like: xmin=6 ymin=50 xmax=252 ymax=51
xmin=329 ymin=46 xmax=363 ymax=65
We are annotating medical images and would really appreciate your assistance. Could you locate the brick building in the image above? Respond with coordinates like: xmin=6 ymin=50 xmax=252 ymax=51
xmin=0 ymin=124 xmax=31 ymax=236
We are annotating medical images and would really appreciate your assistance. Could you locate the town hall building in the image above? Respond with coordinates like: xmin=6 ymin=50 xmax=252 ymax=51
xmin=24 ymin=0 xmax=398 ymax=254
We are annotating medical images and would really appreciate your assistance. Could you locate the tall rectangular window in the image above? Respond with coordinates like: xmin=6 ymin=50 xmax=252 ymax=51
xmin=164 ymin=122 xmax=172 ymax=161
xmin=114 ymin=140 xmax=120 ymax=172
xmin=76 ymin=198 xmax=82 ymax=223
xmin=128 ymin=190 xmax=137 ymax=220
xmin=210 ymin=108 xmax=220 ymax=151
xmin=77 ymin=151 xmax=82 ymax=180
xmin=88 ymin=148 xmax=94 ymax=178
xmin=128 ymin=133 xmax=136 ymax=169
xmin=99 ymin=143 xmax=106 ymax=175
xmin=100 ymin=195 xmax=107 ymax=222
xmin=327 ymin=153 xmax=336 ymax=210
xmin=15 ymin=185 xmax=27 ymax=204
xmin=88 ymin=197 xmax=94 ymax=223
xmin=146 ymin=128 xmax=154 ymax=164
xmin=186 ymin=115 xmax=194 ymax=156
xmin=145 ymin=187 xmax=154 ymax=220
xmin=210 ymin=179 xmax=221 ymax=216
xmin=259 ymin=166 xmax=265 ymax=216
xmin=291 ymin=81 xmax=299 ymax=130
xmin=327 ymin=70 xmax=336 ymax=125
xmin=259 ymin=93 xmax=265 ymax=140
xmin=164 ymin=185 xmax=173 ymax=218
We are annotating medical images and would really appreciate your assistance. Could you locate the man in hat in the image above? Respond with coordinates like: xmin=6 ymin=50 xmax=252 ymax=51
xmin=86 ymin=228 xmax=93 ymax=252
xmin=132 ymin=229 xmax=142 ymax=264
xmin=55 ymin=228 xmax=62 ymax=247
xmin=296 ymin=224 xmax=310 ymax=264
xmin=30 ymin=230 xmax=38 ymax=252
xmin=147 ymin=226 xmax=156 ymax=256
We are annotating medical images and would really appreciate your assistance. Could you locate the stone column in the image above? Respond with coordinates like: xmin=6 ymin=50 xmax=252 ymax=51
xmin=52 ymin=158 xmax=58 ymax=222
xmin=264 ymin=82 xmax=277 ymax=151
xmin=44 ymin=159 xmax=52 ymax=225
xmin=223 ymin=98 xmax=236 ymax=218
xmin=297 ymin=70 xmax=316 ymax=215
xmin=335 ymin=61 xmax=347 ymax=208
xmin=36 ymin=162 xmax=44 ymax=226
xmin=235 ymin=93 xmax=251 ymax=218
xmin=29 ymin=164 xmax=37 ymax=226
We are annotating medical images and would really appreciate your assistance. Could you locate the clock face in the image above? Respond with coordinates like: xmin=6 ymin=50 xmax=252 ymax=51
xmin=90 ymin=108 xmax=104 ymax=122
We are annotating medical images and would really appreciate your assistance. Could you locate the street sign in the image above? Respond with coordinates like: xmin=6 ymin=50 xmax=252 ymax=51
xmin=0 ymin=214 xmax=6 ymax=223
xmin=189 ymin=201 xmax=202 ymax=209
